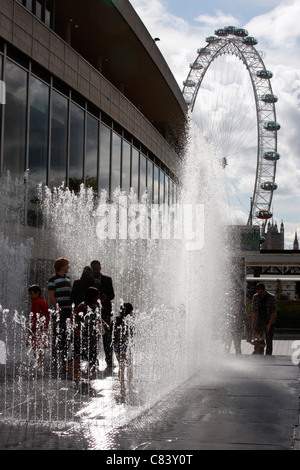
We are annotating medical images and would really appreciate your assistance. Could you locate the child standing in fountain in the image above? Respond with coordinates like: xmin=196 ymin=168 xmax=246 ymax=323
xmin=113 ymin=302 xmax=134 ymax=393
xmin=251 ymin=332 xmax=266 ymax=355
xmin=27 ymin=285 xmax=50 ymax=370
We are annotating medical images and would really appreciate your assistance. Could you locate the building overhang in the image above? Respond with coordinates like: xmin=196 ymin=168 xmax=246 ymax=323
xmin=54 ymin=0 xmax=188 ymax=144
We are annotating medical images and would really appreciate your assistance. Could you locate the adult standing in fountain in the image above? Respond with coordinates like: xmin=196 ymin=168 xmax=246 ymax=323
xmin=225 ymin=294 xmax=250 ymax=355
xmin=48 ymin=257 xmax=72 ymax=377
xmin=68 ymin=287 xmax=108 ymax=381
xmin=251 ymin=282 xmax=276 ymax=355
xmin=91 ymin=260 xmax=115 ymax=374
xmin=71 ymin=266 xmax=95 ymax=308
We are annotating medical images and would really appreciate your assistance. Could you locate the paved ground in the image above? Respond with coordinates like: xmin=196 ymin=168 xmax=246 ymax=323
xmin=0 ymin=339 xmax=299 ymax=452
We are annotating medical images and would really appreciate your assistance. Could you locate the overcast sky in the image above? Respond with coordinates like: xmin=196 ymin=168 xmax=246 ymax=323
xmin=130 ymin=0 xmax=300 ymax=248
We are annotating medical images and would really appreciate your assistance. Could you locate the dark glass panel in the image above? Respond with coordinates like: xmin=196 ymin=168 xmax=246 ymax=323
xmin=35 ymin=1 xmax=42 ymax=19
xmin=169 ymin=179 xmax=174 ymax=204
xmin=69 ymin=102 xmax=84 ymax=191
xmin=28 ymin=75 xmax=49 ymax=186
xmin=131 ymin=147 xmax=139 ymax=196
xmin=3 ymin=60 xmax=27 ymax=177
xmin=154 ymin=165 xmax=159 ymax=204
xmin=111 ymin=131 xmax=121 ymax=192
xmin=122 ymin=139 xmax=131 ymax=193
xmin=49 ymin=90 xmax=68 ymax=187
xmin=165 ymin=175 xmax=169 ymax=205
xmin=140 ymin=153 xmax=147 ymax=198
xmin=160 ymin=170 xmax=165 ymax=204
xmin=147 ymin=159 xmax=153 ymax=203
xmin=85 ymin=113 xmax=98 ymax=191
xmin=99 ymin=122 xmax=111 ymax=193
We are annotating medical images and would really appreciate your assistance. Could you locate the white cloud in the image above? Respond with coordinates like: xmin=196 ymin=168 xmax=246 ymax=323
xmin=245 ymin=0 xmax=300 ymax=51
xmin=194 ymin=9 xmax=240 ymax=27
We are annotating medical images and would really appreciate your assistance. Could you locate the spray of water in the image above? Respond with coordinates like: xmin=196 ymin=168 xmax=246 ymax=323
xmin=0 ymin=120 xmax=235 ymax=431
xmin=40 ymin=119 xmax=232 ymax=405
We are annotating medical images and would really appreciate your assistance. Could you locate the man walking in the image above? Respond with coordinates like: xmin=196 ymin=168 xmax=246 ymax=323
xmin=251 ymin=282 xmax=276 ymax=355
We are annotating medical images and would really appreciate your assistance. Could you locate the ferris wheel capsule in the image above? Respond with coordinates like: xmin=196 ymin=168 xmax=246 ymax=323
xmin=257 ymin=70 xmax=273 ymax=79
xmin=261 ymin=181 xmax=278 ymax=191
xmin=190 ymin=62 xmax=203 ymax=70
xmin=263 ymin=151 xmax=280 ymax=161
xmin=234 ymin=28 xmax=249 ymax=37
xmin=264 ymin=121 xmax=280 ymax=131
xmin=261 ymin=94 xmax=278 ymax=103
xmin=215 ymin=28 xmax=229 ymax=37
xmin=242 ymin=36 xmax=258 ymax=45
xmin=197 ymin=48 xmax=211 ymax=55
xmin=255 ymin=210 xmax=273 ymax=220
xmin=224 ymin=26 xmax=237 ymax=34
xmin=206 ymin=36 xmax=219 ymax=43
xmin=183 ymin=79 xmax=197 ymax=87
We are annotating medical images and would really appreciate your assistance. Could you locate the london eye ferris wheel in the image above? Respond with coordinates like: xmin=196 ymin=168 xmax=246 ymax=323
xmin=182 ymin=26 xmax=280 ymax=229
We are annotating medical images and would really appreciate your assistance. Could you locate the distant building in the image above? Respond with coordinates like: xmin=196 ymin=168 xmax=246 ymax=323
xmin=261 ymin=220 xmax=284 ymax=250
xmin=293 ymin=231 xmax=299 ymax=251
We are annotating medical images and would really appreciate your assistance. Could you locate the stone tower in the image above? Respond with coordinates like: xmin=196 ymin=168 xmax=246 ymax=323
xmin=261 ymin=220 xmax=284 ymax=250
xmin=293 ymin=231 xmax=299 ymax=250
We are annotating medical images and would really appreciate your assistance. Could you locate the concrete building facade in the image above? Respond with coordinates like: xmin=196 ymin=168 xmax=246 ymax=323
xmin=0 ymin=0 xmax=187 ymax=205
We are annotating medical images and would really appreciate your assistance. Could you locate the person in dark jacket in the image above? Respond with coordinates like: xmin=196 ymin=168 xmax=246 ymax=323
xmin=251 ymin=282 xmax=276 ymax=355
xmin=68 ymin=287 xmax=108 ymax=381
xmin=71 ymin=266 xmax=95 ymax=308
xmin=91 ymin=260 xmax=115 ymax=374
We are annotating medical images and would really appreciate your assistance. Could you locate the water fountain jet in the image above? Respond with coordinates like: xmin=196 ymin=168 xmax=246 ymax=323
xmin=0 ymin=120 xmax=236 ymax=439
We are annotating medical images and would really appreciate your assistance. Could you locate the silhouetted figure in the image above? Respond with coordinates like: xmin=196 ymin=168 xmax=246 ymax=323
xmin=27 ymin=284 xmax=50 ymax=370
xmin=251 ymin=282 xmax=276 ymax=355
xmin=91 ymin=260 xmax=115 ymax=374
xmin=113 ymin=303 xmax=134 ymax=392
xmin=48 ymin=257 xmax=72 ymax=377
xmin=71 ymin=266 xmax=95 ymax=308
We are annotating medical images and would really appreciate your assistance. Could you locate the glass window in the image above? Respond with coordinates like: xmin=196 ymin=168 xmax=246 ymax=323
xmin=45 ymin=8 xmax=51 ymax=27
xmin=160 ymin=170 xmax=165 ymax=204
xmin=3 ymin=60 xmax=27 ymax=177
xmin=49 ymin=90 xmax=68 ymax=187
xmin=99 ymin=123 xmax=111 ymax=193
xmin=154 ymin=165 xmax=159 ymax=204
xmin=131 ymin=147 xmax=139 ymax=196
xmin=85 ymin=113 xmax=98 ymax=191
xmin=122 ymin=139 xmax=131 ymax=193
xmin=28 ymin=75 xmax=49 ymax=187
xmin=111 ymin=131 xmax=121 ymax=192
xmin=173 ymin=182 xmax=178 ymax=203
xmin=165 ymin=175 xmax=169 ymax=205
xmin=69 ymin=102 xmax=84 ymax=191
xmin=147 ymin=159 xmax=153 ymax=203
xmin=140 ymin=153 xmax=147 ymax=198
xmin=35 ymin=1 xmax=42 ymax=19
xmin=45 ymin=1 xmax=53 ymax=26
xmin=169 ymin=179 xmax=174 ymax=204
